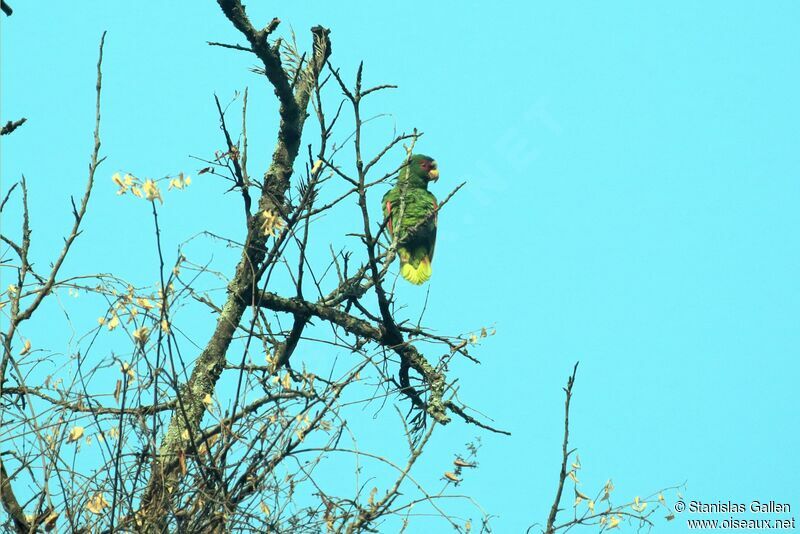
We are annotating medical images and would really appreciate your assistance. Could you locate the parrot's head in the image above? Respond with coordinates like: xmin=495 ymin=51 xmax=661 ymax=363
xmin=408 ymin=154 xmax=439 ymax=184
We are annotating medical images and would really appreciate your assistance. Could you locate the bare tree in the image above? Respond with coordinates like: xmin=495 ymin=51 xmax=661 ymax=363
xmin=1 ymin=3 xmax=506 ymax=532
xmin=535 ymin=364 xmax=683 ymax=534
xmin=0 ymin=3 xmax=682 ymax=533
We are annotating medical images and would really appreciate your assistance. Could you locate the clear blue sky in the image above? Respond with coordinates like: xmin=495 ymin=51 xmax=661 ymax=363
xmin=2 ymin=1 xmax=799 ymax=532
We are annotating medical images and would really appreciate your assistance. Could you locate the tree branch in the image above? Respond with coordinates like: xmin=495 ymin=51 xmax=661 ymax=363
xmin=140 ymin=8 xmax=332 ymax=522
xmin=0 ymin=32 xmax=106 ymax=534
xmin=545 ymin=362 xmax=580 ymax=534
xmin=0 ymin=118 xmax=26 ymax=135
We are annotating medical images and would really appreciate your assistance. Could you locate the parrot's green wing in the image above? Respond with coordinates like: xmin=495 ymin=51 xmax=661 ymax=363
xmin=383 ymin=187 xmax=437 ymax=285
xmin=381 ymin=154 xmax=440 ymax=285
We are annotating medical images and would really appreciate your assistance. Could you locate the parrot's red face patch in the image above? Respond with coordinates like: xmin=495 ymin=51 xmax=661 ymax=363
xmin=415 ymin=157 xmax=438 ymax=181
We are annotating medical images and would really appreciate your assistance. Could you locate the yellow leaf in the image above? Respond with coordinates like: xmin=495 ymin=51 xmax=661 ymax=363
xmin=137 ymin=297 xmax=155 ymax=310
xmin=311 ymin=160 xmax=323 ymax=175
xmin=131 ymin=186 xmax=143 ymax=198
xmin=142 ymin=179 xmax=163 ymax=203
xmin=444 ymin=472 xmax=461 ymax=483
xmin=43 ymin=510 xmax=58 ymax=532
xmin=7 ymin=284 xmax=17 ymax=295
xmin=568 ymin=470 xmax=579 ymax=483
xmin=120 ymin=362 xmax=136 ymax=380
xmin=608 ymin=516 xmax=620 ymax=529
xmin=259 ymin=501 xmax=271 ymax=516
xmin=198 ymin=433 xmax=219 ymax=455
xmin=169 ymin=172 xmax=191 ymax=190
xmin=133 ymin=326 xmax=150 ymax=345
xmin=202 ymin=393 xmax=213 ymax=407
xmin=260 ymin=209 xmax=285 ymax=237
xmin=19 ymin=339 xmax=31 ymax=356
xmin=107 ymin=315 xmax=120 ymax=331
xmin=86 ymin=493 xmax=109 ymax=514
xmin=658 ymin=493 xmax=666 ymax=505
xmin=161 ymin=319 xmax=170 ymax=334
xmin=67 ymin=426 xmax=84 ymax=443
xmin=112 ymin=173 xmax=130 ymax=195
xmin=281 ymin=373 xmax=292 ymax=390
xmin=588 ymin=500 xmax=595 ymax=512
xmin=97 ymin=317 xmax=106 ymax=325
xmin=571 ymin=454 xmax=581 ymax=470
xmin=602 ymin=479 xmax=614 ymax=500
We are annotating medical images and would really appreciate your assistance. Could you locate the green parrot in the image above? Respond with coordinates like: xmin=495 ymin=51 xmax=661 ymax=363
xmin=382 ymin=154 xmax=440 ymax=285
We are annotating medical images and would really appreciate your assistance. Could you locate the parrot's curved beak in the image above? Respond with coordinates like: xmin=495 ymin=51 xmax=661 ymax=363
xmin=428 ymin=168 xmax=439 ymax=182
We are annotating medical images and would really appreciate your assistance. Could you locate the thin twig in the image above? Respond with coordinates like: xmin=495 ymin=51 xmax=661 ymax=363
xmin=0 ymin=118 xmax=26 ymax=135
xmin=545 ymin=362 xmax=580 ymax=534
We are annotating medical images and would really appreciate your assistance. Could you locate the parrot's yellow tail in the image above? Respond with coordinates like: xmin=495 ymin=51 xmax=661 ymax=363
xmin=398 ymin=247 xmax=432 ymax=285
